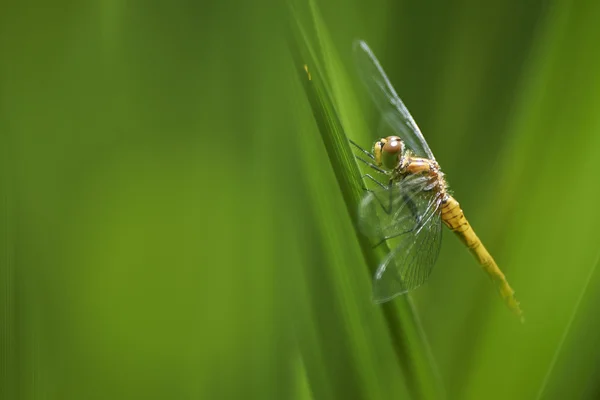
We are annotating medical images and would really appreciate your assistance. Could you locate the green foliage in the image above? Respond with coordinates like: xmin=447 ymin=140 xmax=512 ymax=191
xmin=2 ymin=0 xmax=600 ymax=399
xmin=289 ymin=7 xmax=444 ymax=399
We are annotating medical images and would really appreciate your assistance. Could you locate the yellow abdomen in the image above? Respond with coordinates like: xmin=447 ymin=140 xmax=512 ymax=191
xmin=441 ymin=196 xmax=523 ymax=321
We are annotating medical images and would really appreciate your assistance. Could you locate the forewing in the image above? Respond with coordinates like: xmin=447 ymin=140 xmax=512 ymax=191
xmin=353 ymin=40 xmax=436 ymax=160
xmin=358 ymin=175 xmax=443 ymax=302
xmin=373 ymin=204 xmax=442 ymax=302
xmin=359 ymin=174 xmax=431 ymax=241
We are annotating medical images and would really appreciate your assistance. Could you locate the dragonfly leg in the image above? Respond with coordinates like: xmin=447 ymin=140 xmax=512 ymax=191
xmin=372 ymin=227 xmax=415 ymax=248
xmin=356 ymin=156 xmax=388 ymax=174
xmin=362 ymin=174 xmax=387 ymax=190
xmin=369 ymin=180 xmax=396 ymax=216
xmin=360 ymin=174 xmax=395 ymax=215
xmin=349 ymin=139 xmax=374 ymax=160
xmin=403 ymin=193 xmax=422 ymax=226
xmin=371 ymin=190 xmax=425 ymax=248
xmin=365 ymin=188 xmax=392 ymax=215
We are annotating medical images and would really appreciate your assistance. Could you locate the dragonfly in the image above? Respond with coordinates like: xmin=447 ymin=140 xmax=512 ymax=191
xmin=350 ymin=40 xmax=522 ymax=320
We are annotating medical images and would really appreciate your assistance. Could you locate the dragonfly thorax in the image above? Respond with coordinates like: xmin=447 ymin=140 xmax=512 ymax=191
xmin=374 ymin=136 xmax=405 ymax=170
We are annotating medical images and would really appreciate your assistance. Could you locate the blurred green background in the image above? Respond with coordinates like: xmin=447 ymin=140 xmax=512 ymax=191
xmin=2 ymin=0 xmax=600 ymax=399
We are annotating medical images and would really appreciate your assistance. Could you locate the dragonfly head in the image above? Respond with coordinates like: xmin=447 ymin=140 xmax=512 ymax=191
xmin=374 ymin=136 xmax=405 ymax=169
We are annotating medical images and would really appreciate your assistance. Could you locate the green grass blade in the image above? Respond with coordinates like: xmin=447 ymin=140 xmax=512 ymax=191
xmin=535 ymin=251 xmax=600 ymax=400
xmin=289 ymin=7 xmax=444 ymax=399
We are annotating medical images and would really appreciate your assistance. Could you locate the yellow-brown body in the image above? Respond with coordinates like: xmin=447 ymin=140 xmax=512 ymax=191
xmin=393 ymin=154 xmax=523 ymax=320
xmin=440 ymin=196 xmax=523 ymax=320
xmin=368 ymin=137 xmax=523 ymax=320
xmin=354 ymin=41 xmax=522 ymax=319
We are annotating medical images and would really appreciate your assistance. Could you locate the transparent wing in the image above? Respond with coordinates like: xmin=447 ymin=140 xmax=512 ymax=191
xmin=353 ymin=39 xmax=436 ymax=160
xmin=358 ymin=175 xmax=443 ymax=302
xmin=359 ymin=174 xmax=431 ymax=239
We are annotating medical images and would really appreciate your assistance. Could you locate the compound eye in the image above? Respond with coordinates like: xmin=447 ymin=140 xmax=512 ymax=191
xmin=382 ymin=136 xmax=402 ymax=154
xmin=379 ymin=136 xmax=404 ymax=169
